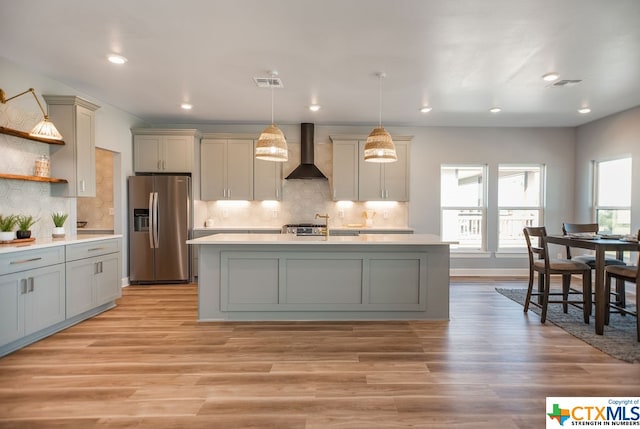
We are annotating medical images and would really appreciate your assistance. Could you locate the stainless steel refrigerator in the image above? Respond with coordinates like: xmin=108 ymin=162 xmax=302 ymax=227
xmin=128 ymin=175 xmax=191 ymax=283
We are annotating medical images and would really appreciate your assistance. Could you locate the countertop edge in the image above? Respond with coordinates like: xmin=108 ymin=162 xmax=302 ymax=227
xmin=0 ymin=234 xmax=123 ymax=254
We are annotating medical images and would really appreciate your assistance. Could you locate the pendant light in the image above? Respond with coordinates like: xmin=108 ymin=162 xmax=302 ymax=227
xmin=364 ymin=72 xmax=396 ymax=163
xmin=0 ymin=87 xmax=63 ymax=140
xmin=255 ymin=71 xmax=288 ymax=162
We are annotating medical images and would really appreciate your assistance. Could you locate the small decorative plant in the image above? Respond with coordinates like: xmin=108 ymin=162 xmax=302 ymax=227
xmin=52 ymin=212 xmax=69 ymax=228
xmin=16 ymin=215 xmax=38 ymax=239
xmin=17 ymin=215 xmax=38 ymax=231
xmin=0 ymin=214 xmax=17 ymax=241
xmin=0 ymin=214 xmax=17 ymax=232
xmin=51 ymin=212 xmax=68 ymax=238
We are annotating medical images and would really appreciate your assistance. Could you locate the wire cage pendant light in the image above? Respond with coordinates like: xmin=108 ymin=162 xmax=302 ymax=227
xmin=364 ymin=72 xmax=397 ymax=163
xmin=255 ymin=72 xmax=288 ymax=162
xmin=0 ymin=87 xmax=63 ymax=140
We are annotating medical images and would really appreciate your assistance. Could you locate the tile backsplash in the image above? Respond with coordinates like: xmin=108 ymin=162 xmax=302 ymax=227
xmin=0 ymin=103 xmax=71 ymax=238
xmin=77 ymin=148 xmax=114 ymax=230
xmin=194 ymin=141 xmax=408 ymax=229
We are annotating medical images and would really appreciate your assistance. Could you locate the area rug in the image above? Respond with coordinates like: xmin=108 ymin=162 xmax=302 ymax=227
xmin=495 ymin=288 xmax=639 ymax=363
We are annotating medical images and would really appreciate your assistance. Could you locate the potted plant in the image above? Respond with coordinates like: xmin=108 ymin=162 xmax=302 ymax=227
xmin=0 ymin=214 xmax=17 ymax=242
xmin=16 ymin=215 xmax=38 ymax=239
xmin=51 ymin=212 xmax=69 ymax=238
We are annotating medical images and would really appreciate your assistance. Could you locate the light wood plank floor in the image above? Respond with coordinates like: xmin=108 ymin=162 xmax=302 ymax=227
xmin=1 ymin=278 xmax=638 ymax=429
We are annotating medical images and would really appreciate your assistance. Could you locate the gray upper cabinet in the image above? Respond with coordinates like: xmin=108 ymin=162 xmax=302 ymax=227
xmin=331 ymin=136 xmax=411 ymax=202
xmin=200 ymin=138 xmax=254 ymax=200
xmin=45 ymin=95 xmax=100 ymax=197
xmin=358 ymin=140 xmax=409 ymax=201
xmin=254 ymin=141 xmax=283 ymax=201
xmin=331 ymin=140 xmax=359 ymax=201
xmin=132 ymin=129 xmax=198 ymax=173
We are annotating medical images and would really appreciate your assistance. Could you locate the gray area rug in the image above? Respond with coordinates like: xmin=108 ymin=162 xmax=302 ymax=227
xmin=495 ymin=288 xmax=639 ymax=363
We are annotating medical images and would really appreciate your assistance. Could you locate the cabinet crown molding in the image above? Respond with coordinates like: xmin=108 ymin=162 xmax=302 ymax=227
xmin=329 ymin=134 xmax=413 ymax=142
xmin=131 ymin=128 xmax=200 ymax=137
xmin=201 ymin=133 xmax=259 ymax=140
xmin=42 ymin=95 xmax=100 ymax=111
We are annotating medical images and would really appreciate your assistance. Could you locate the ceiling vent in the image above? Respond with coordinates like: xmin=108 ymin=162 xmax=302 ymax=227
xmin=253 ymin=76 xmax=284 ymax=88
xmin=550 ymin=79 xmax=583 ymax=88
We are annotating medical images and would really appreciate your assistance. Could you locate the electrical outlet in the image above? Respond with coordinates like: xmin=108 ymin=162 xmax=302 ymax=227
xmin=272 ymin=209 xmax=278 ymax=218
xmin=383 ymin=210 xmax=389 ymax=219
xmin=338 ymin=209 xmax=345 ymax=218
xmin=108 ymin=207 xmax=114 ymax=215
xmin=222 ymin=208 xmax=229 ymax=218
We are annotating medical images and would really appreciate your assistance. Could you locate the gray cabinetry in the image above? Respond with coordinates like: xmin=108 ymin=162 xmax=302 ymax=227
xmin=132 ymin=129 xmax=198 ymax=173
xmin=330 ymin=136 xmax=411 ymax=202
xmin=65 ymin=238 xmax=122 ymax=318
xmin=200 ymin=138 xmax=254 ymax=200
xmin=0 ymin=247 xmax=65 ymax=351
xmin=45 ymin=95 xmax=100 ymax=197
xmin=254 ymin=141 xmax=283 ymax=200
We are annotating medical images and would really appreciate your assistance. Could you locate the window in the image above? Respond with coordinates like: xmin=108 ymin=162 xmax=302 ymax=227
xmin=441 ymin=165 xmax=486 ymax=250
xmin=595 ymin=157 xmax=632 ymax=235
xmin=498 ymin=165 xmax=544 ymax=249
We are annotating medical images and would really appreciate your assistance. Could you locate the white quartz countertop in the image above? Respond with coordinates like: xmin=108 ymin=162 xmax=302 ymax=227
xmin=187 ymin=233 xmax=448 ymax=246
xmin=0 ymin=234 xmax=122 ymax=254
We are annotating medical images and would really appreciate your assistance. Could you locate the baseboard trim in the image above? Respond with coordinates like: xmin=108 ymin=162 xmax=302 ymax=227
xmin=450 ymin=268 xmax=529 ymax=277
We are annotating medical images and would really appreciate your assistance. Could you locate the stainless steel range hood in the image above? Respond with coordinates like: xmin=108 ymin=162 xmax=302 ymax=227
xmin=285 ymin=123 xmax=327 ymax=180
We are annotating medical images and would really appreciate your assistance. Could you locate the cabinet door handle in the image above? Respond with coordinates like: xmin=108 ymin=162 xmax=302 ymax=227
xmin=94 ymin=262 xmax=100 ymax=275
xmin=228 ymin=189 xmax=231 ymax=198
xmin=88 ymin=247 xmax=105 ymax=252
xmin=162 ymin=160 xmax=166 ymax=170
xmin=20 ymin=279 xmax=27 ymax=295
xmin=157 ymin=160 xmax=162 ymax=170
xmin=99 ymin=261 xmax=103 ymax=273
xmin=10 ymin=257 xmax=43 ymax=265
xmin=28 ymin=277 xmax=34 ymax=293
xmin=80 ymin=180 xmax=86 ymax=192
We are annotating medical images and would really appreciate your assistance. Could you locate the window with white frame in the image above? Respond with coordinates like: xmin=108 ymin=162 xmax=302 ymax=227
xmin=498 ymin=164 xmax=544 ymax=250
xmin=441 ymin=165 xmax=486 ymax=250
xmin=595 ymin=157 xmax=632 ymax=235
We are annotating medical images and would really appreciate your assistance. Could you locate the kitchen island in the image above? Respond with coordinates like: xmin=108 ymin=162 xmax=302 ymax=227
xmin=187 ymin=233 xmax=450 ymax=321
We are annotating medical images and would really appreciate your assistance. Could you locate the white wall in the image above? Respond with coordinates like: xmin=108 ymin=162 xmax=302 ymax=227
xmin=575 ymin=106 xmax=640 ymax=230
xmin=0 ymin=57 xmax=145 ymax=283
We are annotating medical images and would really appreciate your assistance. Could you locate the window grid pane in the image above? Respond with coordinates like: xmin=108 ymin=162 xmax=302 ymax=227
xmin=498 ymin=164 xmax=544 ymax=249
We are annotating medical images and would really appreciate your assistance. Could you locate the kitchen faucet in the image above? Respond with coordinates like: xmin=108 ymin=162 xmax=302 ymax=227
xmin=315 ymin=213 xmax=330 ymax=238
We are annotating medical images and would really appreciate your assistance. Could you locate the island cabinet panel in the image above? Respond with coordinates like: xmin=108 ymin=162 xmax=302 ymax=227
xmin=218 ymin=250 xmax=426 ymax=312
xmin=369 ymin=259 xmax=420 ymax=304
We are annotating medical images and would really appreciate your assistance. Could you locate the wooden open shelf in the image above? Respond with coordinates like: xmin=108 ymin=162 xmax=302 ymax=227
xmin=0 ymin=173 xmax=68 ymax=184
xmin=0 ymin=126 xmax=65 ymax=145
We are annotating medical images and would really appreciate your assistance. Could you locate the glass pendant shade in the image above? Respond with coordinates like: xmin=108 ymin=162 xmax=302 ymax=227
xmin=29 ymin=117 xmax=63 ymax=140
xmin=255 ymin=124 xmax=288 ymax=162
xmin=364 ymin=126 xmax=397 ymax=162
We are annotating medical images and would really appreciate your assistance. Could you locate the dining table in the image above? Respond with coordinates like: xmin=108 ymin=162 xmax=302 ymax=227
xmin=545 ymin=234 xmax=639 ymax=335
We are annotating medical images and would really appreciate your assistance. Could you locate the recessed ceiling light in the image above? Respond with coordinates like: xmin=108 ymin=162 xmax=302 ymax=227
xmin=420 ymin=106 xmax=432 ymax=113
xmin=542 ymin=72 xmax=560 ymax=82
xmin=180 ymin=103 xmax=193 ymax=110
xmin=578 ymin=107 xmax=591 ymax=114
xmin=489 ymin=107 xmax=502 ymax=113
xmin=309 ymin=104 xmax=321 ymax=112
xmin=107 ymin=54 xmax=127 ymax=65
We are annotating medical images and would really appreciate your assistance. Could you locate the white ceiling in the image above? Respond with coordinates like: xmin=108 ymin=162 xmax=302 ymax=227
xmin=2 ymin=0 xmax=640 ymax=128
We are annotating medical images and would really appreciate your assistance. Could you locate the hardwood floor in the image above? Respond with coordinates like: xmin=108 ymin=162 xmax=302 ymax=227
xmin=1 ymin=278 xmax=638 ymax=429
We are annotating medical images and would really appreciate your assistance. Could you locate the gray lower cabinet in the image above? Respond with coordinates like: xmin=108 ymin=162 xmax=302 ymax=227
xmin=0 ymin=263 xmax=66 ymax=347
xmin=0 ymin=246 xmax=66 ymax=353
xmin=66 ymin=239 xmax=122 ymax=318
xmin=0 ymin=238 xmax=122 ymax=357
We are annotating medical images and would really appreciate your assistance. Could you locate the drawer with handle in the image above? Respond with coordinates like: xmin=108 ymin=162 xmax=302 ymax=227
xmin=0 ymin=246 xmax=65 ymax=276
xmin=66 ymin=238 xmax=121 ymax=262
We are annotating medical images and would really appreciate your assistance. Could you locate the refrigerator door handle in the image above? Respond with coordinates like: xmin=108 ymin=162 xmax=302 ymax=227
xmin=148 ymin=192 xmax=155 ymax=248
xmin=153 ymin=192 xmax=160 ymax=248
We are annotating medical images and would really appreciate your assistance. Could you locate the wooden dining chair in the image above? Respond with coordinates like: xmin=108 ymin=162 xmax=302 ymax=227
xmin=523 ymin=226 xmax=592 ymax=324
xmin=604 ymin=229 xmax=639 ymax=341
xmin=562 ymin=222 xmax=628 ymax=313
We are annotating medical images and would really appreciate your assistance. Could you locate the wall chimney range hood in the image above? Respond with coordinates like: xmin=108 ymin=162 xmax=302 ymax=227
xmin=285 ymin=123 xmax=327 ymax=180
